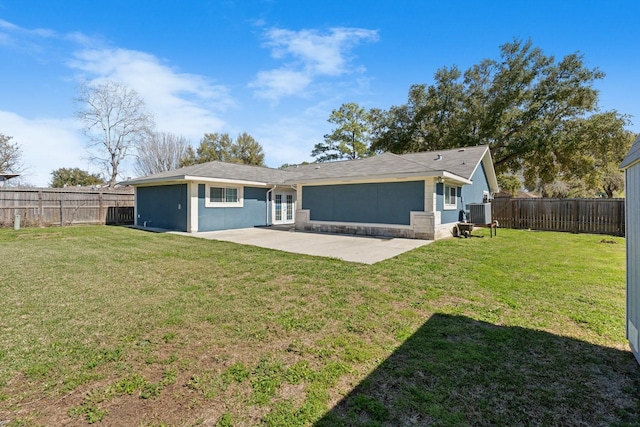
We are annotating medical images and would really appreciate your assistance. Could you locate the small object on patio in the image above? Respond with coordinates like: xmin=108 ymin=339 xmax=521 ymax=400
xmin=454 ymin=220 xmax=498 ymax=238
xmin=454 ymin=222 xmax=474 ymax=238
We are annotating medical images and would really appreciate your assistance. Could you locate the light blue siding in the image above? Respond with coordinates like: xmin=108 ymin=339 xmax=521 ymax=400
xmin=436 ymin=163 xmax=491 ymax=223
xmin=137 ymin=184 xmax=188 ymax=231
xmin=435 ymin=183 xmax=462 ymax=224
xmin=461 ymin=162 xmax=491 ymax=207
xmin=302 ymin=181 xmax=424 ymax=225
xmin=626 ymin=165 xmax=640 ymax=364
xmin=198 ymin=185 xmax=268 ymax=231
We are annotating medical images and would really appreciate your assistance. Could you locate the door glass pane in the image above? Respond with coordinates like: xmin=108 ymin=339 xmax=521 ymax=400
xmin=286 ymin=194 xmax=293 ymax=220
xmin=275 ymin=194 xmax=282 ymax=221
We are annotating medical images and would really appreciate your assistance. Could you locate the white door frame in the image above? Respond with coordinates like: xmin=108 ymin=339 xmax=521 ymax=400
xmin=273 ymin=190 xmax=295 ymax=225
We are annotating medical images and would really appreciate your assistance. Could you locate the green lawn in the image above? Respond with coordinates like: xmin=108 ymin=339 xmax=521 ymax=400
xmin=0 ymin=226 xmax=637 ymax=426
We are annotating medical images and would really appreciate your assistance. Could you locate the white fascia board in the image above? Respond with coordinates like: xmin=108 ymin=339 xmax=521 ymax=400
xmin=123 ymin=175 xmax=186 ymax=186
xmin=467 ymin=148 xmax=499 ymax=193
xmin=441 ymin=171 xmax=473 ymax=185
xmin=482 ymin=153 xmax=499 ymax=193
xmin=129 ymin=176 xmax=271 ymax=187
xmin=183 ymin=175 xmax=269 ymax=187
xmin=130 ymin=178 xmax=189 ymax=187
xmin=289 ymin=171 xmax=469 ymax=186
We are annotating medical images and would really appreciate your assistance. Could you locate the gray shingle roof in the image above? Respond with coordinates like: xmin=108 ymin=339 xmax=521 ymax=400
xmin=284 ymin=145 xmax=489 ymax=182
xmin=121 ymin=161 xmax=295 ymax=185
xmin=620 ymin=135 xmax=640 ymax=170
xmin=121 ymin=145 xmax=493 ymax=187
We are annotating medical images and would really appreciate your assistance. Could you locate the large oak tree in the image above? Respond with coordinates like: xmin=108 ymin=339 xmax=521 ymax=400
xmin=370 ymin=39 xmax=632 ymax=192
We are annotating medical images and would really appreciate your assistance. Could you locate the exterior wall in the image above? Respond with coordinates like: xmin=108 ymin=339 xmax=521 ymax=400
xmin=461 ymin=162 xmax=491 ymax=207
xmin=436 ymin=163 xmax=491 ymax=224
xmin=301 ymin=181 xmax=425 ymax=226
xmin=435 ymin=183 xmax=462 ymax=224
xmin=197 ymin=184 xmax=268 ymax=231
xmin=136 ymin=184 xmax=188 ymax=231
xmin=626 ymin=165 xmax=640 ymax=364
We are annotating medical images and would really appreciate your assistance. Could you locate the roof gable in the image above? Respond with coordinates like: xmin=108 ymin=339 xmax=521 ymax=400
xmin=620 ymin=135 xmax=640 ymax=170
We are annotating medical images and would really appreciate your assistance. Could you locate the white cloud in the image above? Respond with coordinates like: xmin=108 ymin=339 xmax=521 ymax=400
xmin=69 ymin=48 xmax=231 ymax=143
xmin=251 ymin=27 xmax=379 ymax=101
xmin=0 ymin=111 xmax=92 ymax=187
xmin=251 ymin=68 xmax=312 ymax=100
xmin=1 ymin=19 xmax=237 ymax=182
xmin=0 ymin=18 xmax=87 ymax=55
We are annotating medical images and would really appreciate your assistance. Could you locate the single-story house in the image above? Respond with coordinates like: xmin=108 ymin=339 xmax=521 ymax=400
xmin=620 ymin=134 xmax=640 ymax=365
xmin=121 ymin=145 xmax=499 ymax=240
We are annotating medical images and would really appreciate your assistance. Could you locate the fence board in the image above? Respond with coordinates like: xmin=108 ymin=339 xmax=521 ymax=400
xmin=492 ymin=198 xmax=625 ymax=236
xmin=0 ymin=188 xmax=134 ymax=227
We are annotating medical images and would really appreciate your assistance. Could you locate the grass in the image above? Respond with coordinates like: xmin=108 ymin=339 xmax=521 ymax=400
xmin=0 ymin=225 xmax=637 ymax=426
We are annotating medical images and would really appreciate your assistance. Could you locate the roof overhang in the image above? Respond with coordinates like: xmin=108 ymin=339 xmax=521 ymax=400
xmin=288 ymin=170 xmax=472 ymax=186
xmin=121 ymin=175 xmax=274 ymax=187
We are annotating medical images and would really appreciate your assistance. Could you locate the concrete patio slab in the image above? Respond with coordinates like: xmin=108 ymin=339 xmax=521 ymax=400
xmin=171 ymin=227 xmax=432 ymax=264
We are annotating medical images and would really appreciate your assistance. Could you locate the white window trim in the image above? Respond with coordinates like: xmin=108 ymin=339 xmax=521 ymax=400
xmin=205 ymin=184 xmax=244 ymax=208
xmin=444 ymin=184 xmax=458 ymax=210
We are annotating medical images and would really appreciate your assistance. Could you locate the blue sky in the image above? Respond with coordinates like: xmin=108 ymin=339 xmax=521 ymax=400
xmin=1 ymin=0 xmax=639 ymax=186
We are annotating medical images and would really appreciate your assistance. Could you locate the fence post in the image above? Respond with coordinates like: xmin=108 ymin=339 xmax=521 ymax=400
xmin=619 ymin=199 xmax=625 ymax=236
xmin=572 ymin=200 xmax=579 ymax=233
xmin=99 ymin=192 xmax=105 ymax=225
xmin=38 ymin=190 xmax=43 ymax=227
xmin=59 ymin=196 xmax=64 ymax=227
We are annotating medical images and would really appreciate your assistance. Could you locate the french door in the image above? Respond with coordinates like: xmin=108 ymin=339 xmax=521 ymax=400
xmin=273 ymin=191 xmax=295 ymax=224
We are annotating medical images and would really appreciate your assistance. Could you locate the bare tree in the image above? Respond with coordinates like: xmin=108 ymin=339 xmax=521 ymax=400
xmin=77 ymin=81 xmax=154 ymax=188
xmin=134 ymin=131 xmax=190 ymax=176
xmin=0 ymin=133 xmax=23 ymax=174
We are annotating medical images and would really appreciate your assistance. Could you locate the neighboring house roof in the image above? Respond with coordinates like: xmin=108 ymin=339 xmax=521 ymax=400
xmin=620 ymin=135 xmax=640 ymax=170
xmin=120 ymin=145 xmax=499 ymax=193
xmin=0 ymin=173 xmax=20 ymax=182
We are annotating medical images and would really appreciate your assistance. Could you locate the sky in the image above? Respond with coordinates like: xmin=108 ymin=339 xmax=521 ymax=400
xmin=1 ymin=0 xmax=639 ymax=187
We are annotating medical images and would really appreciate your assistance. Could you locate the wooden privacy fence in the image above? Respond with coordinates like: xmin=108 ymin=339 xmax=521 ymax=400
xmin=0 ymin=188 xmax=135 ymax=228
xmin=492 ymin=198 xmax=625 ymax=236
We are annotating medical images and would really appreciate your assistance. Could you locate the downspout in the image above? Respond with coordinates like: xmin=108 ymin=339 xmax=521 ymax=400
xmin=266 ymin=185 xmax=276 ymax=226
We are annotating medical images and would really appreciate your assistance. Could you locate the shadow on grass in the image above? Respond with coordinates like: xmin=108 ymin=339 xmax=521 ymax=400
xmin=316 ymin=313 xmax=640 ymax=426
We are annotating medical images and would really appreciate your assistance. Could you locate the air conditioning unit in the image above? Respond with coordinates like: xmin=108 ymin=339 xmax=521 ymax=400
xmin=467 ymin=203 xmax=492 ymax=224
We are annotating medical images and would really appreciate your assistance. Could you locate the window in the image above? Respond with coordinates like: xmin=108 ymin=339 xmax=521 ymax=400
xmin=444 ymin=184 xmax=458 ymax=210
xmin=205 ymin=185 xmax=243 ymax=207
